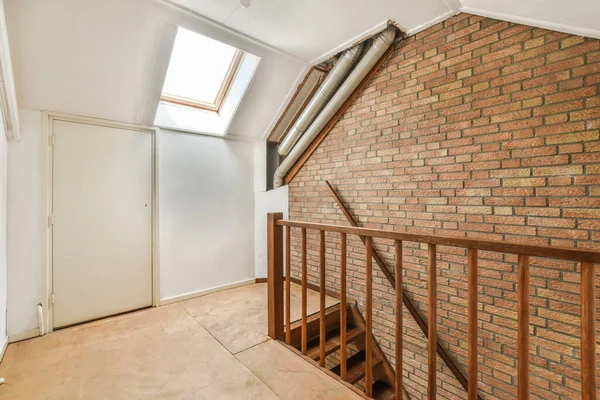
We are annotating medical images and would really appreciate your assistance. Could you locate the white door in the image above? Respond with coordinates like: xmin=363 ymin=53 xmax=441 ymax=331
xmin=52 ymin=120 xmax=153 ymax=328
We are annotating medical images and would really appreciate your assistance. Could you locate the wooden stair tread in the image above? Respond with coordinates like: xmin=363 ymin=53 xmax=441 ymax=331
xmin=289 ymin=303 xmax=342 ymax=330
xmin=306 ymin=325 xmax=364 ymax=361
xmin=372 ymin=380 xmax=396 ymax=400
xmin=331 ymin=350 xmax=383 ymax=384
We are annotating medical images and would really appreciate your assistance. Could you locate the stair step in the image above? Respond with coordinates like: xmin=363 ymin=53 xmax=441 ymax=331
xmin=306 ymin=325 xmax=365 ymax=361
xmin=372 ymin=380 xmax=396 ymax=400
xmin=288 ymin=303 xmax=345 ymax=349
xmin=331 ymin=350 xmax=383 ymax=384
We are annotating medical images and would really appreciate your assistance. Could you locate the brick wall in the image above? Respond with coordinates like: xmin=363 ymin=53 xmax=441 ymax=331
xmin=287 ymin=13 xmax=600 ymax=400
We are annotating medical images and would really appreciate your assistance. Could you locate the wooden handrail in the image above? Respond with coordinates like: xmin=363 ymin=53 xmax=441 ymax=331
xmin=276 ymin=220 xmax=600 ymax=263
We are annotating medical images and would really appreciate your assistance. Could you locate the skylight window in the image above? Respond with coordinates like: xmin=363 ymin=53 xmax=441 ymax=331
xmin=154 ymin=26 xmax=261 ymax=137
xmin=161 ymin=28 xmax=244 ymax=113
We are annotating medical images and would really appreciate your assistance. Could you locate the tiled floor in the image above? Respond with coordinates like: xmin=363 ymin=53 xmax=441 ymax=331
xmin=0 ymin=283 xmax=360 ymax=399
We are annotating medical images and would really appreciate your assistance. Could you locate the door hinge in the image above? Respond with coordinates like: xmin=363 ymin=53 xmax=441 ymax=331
xmin=48 ymin=135 xmax=55 ymax=146
xmin=48 ymin=214 xmax=54 ymax=227
xmin=51 ymin=293 xmax=55 ymax=304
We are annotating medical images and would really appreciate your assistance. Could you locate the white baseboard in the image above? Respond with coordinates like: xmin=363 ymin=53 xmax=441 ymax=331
xmin=160 ymin=278 xmax=257 ymax=305
xmin=8 ymin=328 xmax=40 ymax=344
xmin=0 ymin=336 xmax=8 ymax=363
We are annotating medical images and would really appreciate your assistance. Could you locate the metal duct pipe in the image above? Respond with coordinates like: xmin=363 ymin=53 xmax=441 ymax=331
xmin=274 ymin=26 xmax=397 ymax=188
xmin=278 ymin=42 xmax=364 ymax=156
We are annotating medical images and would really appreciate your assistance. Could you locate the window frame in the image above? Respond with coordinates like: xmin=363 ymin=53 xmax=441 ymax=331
xmin=160 ymin=49 xmax=244 ymax=113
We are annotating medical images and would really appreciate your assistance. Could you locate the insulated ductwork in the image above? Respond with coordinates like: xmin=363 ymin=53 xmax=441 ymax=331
xmin=278 ymin=42 xmax=364 ymax=156
xmin=274 ymin=26 xmax=397 ymax=188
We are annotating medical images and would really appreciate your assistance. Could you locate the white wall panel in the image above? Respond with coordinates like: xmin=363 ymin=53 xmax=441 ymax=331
xmin=158 ymin=130 xmax=255 ymax=301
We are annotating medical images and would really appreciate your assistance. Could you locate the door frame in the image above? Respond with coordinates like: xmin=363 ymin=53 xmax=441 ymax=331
xmin=42 ymin=111 xmax=160 ymax=333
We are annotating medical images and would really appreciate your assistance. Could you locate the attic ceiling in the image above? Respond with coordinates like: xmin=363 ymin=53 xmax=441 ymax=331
xmin=170 ymin=0 xmax=600 ymax=63
xmin=5 ymin=0 xmax=599 ymax=142
xmin=170 ymin=0 xmax=453 ymax=63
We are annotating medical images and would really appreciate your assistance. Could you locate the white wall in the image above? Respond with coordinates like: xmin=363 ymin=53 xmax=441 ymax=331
xmin=0 ymin=108 xmax=8 ymax=352
xmin=7 ymin=110 xmax=43 ymax=336
xmin=159 ymin=130 xmax=255 ymax=301
xmin=253 ymin=141 xmax=288 ymax=279
xmin=254 ymin=186 xmax=288 ymax=279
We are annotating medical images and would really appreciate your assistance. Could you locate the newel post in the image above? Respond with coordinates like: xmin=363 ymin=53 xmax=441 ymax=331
xmin=267 ymin=212 xmax=284 ymax=339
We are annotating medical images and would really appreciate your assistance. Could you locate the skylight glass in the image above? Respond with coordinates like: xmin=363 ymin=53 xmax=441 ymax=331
xmin=161 ymin=28 xmax=243 ymax=111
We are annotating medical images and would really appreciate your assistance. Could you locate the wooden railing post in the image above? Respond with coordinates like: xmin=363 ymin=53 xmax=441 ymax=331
xmin=518 ymin=254 xmax=530 ymax=400
xmin=267 ymin=213 xmax=284 ymax=340
xmin=468 ymin=249 xmax=478 ymax=400
xmin=301 ymin=228 xmax=308 ymax=354
xmin=395 ymin=240 xmax=403 ymax=400
xmin=580 ymin=262 xmax=597 ymax=400
xmin=319 ymin=230 xmax=326 ymax=367
xmin=428 ymin=243 xmax=437 ymax=400
xmin=285 ymin=226 xmax=292 ymax=345
xmin=365 ymin=236 xmax=374 ymax=397
xmin=340 ymin=233 xmax=347 ymax=379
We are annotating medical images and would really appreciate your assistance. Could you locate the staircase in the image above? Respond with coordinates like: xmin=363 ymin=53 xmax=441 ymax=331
xmin=286 ymin=302 xmax=405 ymax=399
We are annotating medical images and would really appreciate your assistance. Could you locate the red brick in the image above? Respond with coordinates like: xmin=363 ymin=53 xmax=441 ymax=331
xmin=288 ymin=16 xmax=600 ymax=400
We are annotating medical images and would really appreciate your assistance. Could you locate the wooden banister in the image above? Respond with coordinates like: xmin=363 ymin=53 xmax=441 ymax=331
xmin=267 ymin=212 xmax=599 ymax=400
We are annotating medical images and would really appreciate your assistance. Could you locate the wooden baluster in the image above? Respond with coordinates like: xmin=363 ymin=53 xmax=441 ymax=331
xmin=365 ymin=236 xmax=373 ymax=397
xmin=468 ymin=249 xmax=478 ymax=400
xmin=301 ymin=228 xmax=308 ymax=354
xmin=518 ymin=255 xmax=530 ymax=400
xmin=395 ymin=240 xmax=403 ymax=400
xmin=580 ymin=262 xmax=597 ymax=400
xmin=428 ymin=243 xmax=437 ymax=400
xmin=285 ymin=226 xmax=291 ymax=345
xmin=267 ymin=213 xmax=284 ymax=340
xmin=340 ymin=233 xmax=347 ymax=380
xmin=319 ymin=230 xmax=326 ymax=367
